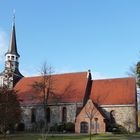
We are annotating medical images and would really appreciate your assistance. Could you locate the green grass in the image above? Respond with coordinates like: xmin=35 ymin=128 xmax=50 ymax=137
xmin=0 ymin=133 xmax=140 ymax=140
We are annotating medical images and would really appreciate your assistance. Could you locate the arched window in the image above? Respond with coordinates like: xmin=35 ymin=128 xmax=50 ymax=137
xmin=46 ymin=107 xmax=50 ymax=123
xmin=62 ymin=107 xmax=67 ymax=123
xmin=94 ymin=118 xmax=99 ymax=134
xmin=80 ymin=121 xmax=88 ymax=133
xmin=110 ymin=110 xmax=115 ymax=123
xmin=31 ymin=108 xmax=36 ymax=123
xmin=11 ymin=56 xmax=14 ymax=60
xmin=7 ymin=56 xmax=10 ymax=60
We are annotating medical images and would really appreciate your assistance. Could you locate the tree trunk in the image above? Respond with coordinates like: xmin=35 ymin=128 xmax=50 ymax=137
xmin=89 ymin=119 xmax=92 ymax=140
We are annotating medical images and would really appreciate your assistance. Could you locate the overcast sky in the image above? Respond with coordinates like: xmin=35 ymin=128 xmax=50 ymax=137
xmin=0 ymin=0 xmax=140 ymax=79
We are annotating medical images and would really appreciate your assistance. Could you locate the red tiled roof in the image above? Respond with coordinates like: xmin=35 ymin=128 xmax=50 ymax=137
xmin=15 ymin=72 xmax=88 ymax=105
xmin=90 ymin=77 xmax=136 ymax=105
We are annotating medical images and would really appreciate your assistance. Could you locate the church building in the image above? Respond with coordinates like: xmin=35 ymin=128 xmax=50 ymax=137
xmin=0 ymin=18 xmax=138 ymax=133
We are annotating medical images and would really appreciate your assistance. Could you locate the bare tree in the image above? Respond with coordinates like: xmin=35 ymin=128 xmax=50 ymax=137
xmin=32 ymin=62 xmax=54 ymax=140
xmin=127 ymin=63 xmax=140 ymax=102
xmin=84 ymin=100 xmax=99 ymax=140
xmin=83 ymin=91 xmax=112 ymax=140
xmin=127 ymin=64 xmax=137 ymax=77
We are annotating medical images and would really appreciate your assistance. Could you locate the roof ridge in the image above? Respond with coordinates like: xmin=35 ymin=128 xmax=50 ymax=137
xmin=93 ymin=77 xmax=136 ymax=81
xmin=23 ymin=71 xmax=88 ymax=79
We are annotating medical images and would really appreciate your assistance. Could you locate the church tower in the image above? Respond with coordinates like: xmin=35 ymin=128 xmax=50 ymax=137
xmin=0 ymin=14 xmax=23 ymax=88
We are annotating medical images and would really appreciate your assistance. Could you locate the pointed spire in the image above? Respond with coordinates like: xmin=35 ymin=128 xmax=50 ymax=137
xmin=5 ymin=11 xmax=20 ymax=57
xmin=12 ymin=9 xmax=15 ymax=26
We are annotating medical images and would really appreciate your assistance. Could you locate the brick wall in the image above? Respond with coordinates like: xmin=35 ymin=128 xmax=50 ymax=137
xmin=75 ymin=100 xmax=106 ymax=133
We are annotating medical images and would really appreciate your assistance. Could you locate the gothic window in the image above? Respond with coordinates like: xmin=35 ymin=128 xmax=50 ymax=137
xmin=7 ymin=56 xmax=10 ymax=60
xmin=31 ymin=108 xmax=36 ymax=123
xmin=110 ymin=110 xmax=115 ymax=123
xmin=94 ymin=118 xmax=99 ymax=133
xmin=80 ymin=121 xmax=88 ymax=133
xmin=46 ymin=107 xmax=50 ymax=123
xmin=62 ymin=107 xmax=67 ymax=123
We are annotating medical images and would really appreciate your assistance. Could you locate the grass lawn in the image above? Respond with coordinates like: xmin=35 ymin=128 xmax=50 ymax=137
xmin=1 ymin=133 xmax=140 ymax=140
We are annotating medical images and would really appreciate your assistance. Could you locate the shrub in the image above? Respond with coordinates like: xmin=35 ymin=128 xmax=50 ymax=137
xmin=50 ymin=123 xmax=65 ymax=133
xmin=112 ymin=124 xmax=128 ymax=134
xmin=50 ymin=122 xmax=75 ymax=133
xmin=50 ymin=123 xmax=58 ymax=132
xmin=107 ymin=123 xmax=128 ymax=134
xmin=17 ymin=123 xmax=25 ymax=131
xmin=65 ymin=122 xmax=75 ymax=132
xmin=57 ymin=124 xmax=65 ymax=132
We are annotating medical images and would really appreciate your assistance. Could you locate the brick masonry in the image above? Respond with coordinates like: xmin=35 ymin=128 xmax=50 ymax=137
xmin=75 ymin=99 xmax=105 ymax=133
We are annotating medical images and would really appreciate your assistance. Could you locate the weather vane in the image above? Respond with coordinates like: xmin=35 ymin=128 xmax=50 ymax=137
xmin=13 ymin=9 xmax=16 ymax=24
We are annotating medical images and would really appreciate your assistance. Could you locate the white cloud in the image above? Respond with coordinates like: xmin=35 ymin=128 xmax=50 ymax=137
xmin=92 ymin=71 xmax=110 ymax=80
xmin=20 ymin=67 xmax=40 ymax=77
xmin=55 ymin=67 xmax=110 ymax=80
xmin=0 ymin=30 xmax=8 ymax=62
xmin=21 ymin=64 xmax=110 ymax=80
xmin=54 ymin=65 xmax=77 ymax=74
xmin=55 ymin=69 xmax=75 ymax=74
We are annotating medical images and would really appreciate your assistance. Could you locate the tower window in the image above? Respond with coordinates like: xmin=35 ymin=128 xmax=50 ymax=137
xmin=11 ymin=56 xmax=14 ymax=60
xmin=7 ymin=56 xmax=10 ymax=60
